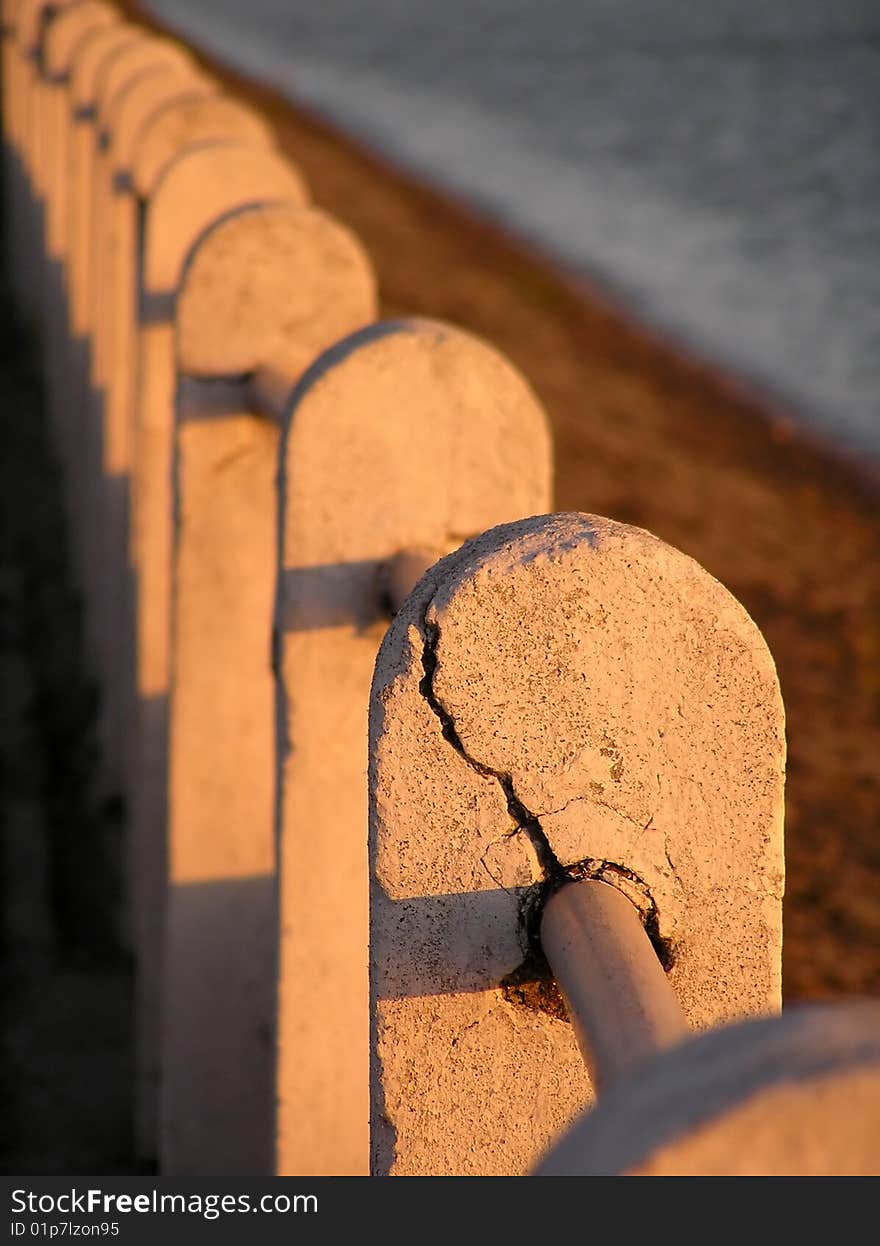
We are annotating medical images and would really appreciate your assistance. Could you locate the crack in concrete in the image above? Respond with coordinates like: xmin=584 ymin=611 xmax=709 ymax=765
xmin=477 ymin=830 xmax=526 ymax=895
xmin=541 ymin=790 xmax=650 ymax=833
xmin=419 ymin=615 xmax=566 ymax=886
xmin=537 ymin=794 xmax=587 ymax=820
xmin=416 ymin=609 xmax=676 ymax=978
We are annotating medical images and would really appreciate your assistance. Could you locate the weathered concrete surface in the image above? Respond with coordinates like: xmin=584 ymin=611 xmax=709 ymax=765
xmin=42 ymin=2 xmax=116 ymax=259
xmin=23 ymin=0 xmax=74 ymax=200
xmin=67 ymin=23 xmax=138 ymax=340
xmin=41 ymin=4 xmax=118 ymax=449
xmin=93 ymin=68 xmax=216 ymax=827
xmin=9 ymin=1 xmax=75 ymax=319
xmin=177 ymin=203 xmax=376 ymax=376
xmin=132 ymin=141 xmax=308 ymax=702
xmin=65 ymin=23 xmax=140 ymax=601
xmin=90 ymin=36 xmax=191 ymax=394
xmin=277 ymin=318 xmax=551 ymax=1174
xmin=536 ymin=1000 xmax=880 ymax=1175
xmin=85 ymin=36 xmax=198 ymax=809
xmin=1 ymin=9 xmax=23 ymax=293
xmin=160 ymin=200 xmax=373 ymax=1176
xmin=133 ymin=93 xmax=274 ymax=197
xmin=131 ymin=156 xmax=308 ymax=1165
xmin=102 ymin=66 xmax=212 ymax=475
xmin=143 ymin=139 xmax=308 ymax=297
xmin=369 ymin=511 xmax=784 ymax=1174
xmin=38 ymin=3 xmax=120 ymax=810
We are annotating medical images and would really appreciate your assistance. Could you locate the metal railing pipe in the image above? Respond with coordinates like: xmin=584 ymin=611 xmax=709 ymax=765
xmin=540 ymin=878 xmax=688 ymax=1093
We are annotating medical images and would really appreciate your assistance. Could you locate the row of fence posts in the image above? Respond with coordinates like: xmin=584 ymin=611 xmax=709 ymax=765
xmin=2 ymin=0 xmax=878 ymax=1177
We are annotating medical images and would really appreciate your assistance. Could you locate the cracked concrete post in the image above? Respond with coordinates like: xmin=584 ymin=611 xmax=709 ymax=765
xmin=535 ymin=1000 xmax=880 ymax=1175
xmin=369 ymin=511 xmax=785 ymax=1175
xmin=40 ymin=2 xmax=117 ymax=446
xmin=275 ymin=319 xmax=552 ymax=1175
xmin=157 ymin=201 xmax=375 ymax=1175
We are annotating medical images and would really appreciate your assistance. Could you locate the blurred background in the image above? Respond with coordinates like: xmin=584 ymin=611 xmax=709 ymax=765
xmin=145 ymin=0 xmax=880 ymax=457
xmin=2 ymin=0 xmax=878 ymax=1175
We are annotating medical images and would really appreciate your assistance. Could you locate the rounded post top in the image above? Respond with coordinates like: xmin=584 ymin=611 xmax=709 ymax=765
xmin=43 ymin=1 xmax=116 ymax=79
xmin=69 ymin=23 xmax=140 ymax=109
xmin=369 ymin=511 xmax=785 ymax=1174
xmin=372 ymin=510 xmax=784 ymax=1018
xmin=177 ymin=202 xmax=376 ymax=381
xmin=107 ymin=69 xmax=215 ymax=174
xmin=17 ymin=0 xmax=74 ymax=53
xmin=95 ymin=34 xmax=191 ymax=134
xmin=279 ymin=318 xmax=553 ymax=570
xmin=134 ymin=94 xmax=274 ymax=199
xmin=144 ymin=142 xmax=309 ymax=293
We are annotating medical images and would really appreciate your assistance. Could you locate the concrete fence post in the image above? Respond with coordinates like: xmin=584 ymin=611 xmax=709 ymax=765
xmin=158 ymin=201 xmax=376 ymax=1175
xmin=273 ymin=318 xmax=553 ymax=1175
xmin=2 ymin=0 xmax=50 ymax=289
xmin=88 ymin=35 xmax=193 ymax=399
xmin=62 ymin=31 xmax=199 ymax=817
xmin=40 ymin=2 xmax=117 ymax=444
xmin=121 ymin=91 xmax=275 ymax=550
xmin=535 ymin=999 xmax=880 ymax=1175
xmin=131 ymin=138 xmax=309 ymax=736
xmin=86 ymin=60 xmax=216 ymax=805
xmin=7 ymin=0 xmax=75 ymax=318
xmin=1 ymin=3 xmax=20 ymax=240
xmin=2 ymin=0 xmax=26 ymax=291
xmin=65 ymin=21 xmax=141 ymax=568
xmin=1 ymin=1 xmax=20 ymax=149
xmin=128 ymin=149 xmax=311 ymax=1164
xmin=368 ymin=511 xmax=785 ymax=1174
xmin=94 ymin=62 xmax=212 ymax=461
xmin=23 ymin=0 xmax=74 ymax=203
xmin=131 ymin=94 xmax=275 ymax=197
xmin=5 ymin=1 xmax=39 ymax=291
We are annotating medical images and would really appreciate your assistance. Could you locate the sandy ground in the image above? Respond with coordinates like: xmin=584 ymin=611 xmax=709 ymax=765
xmin=1 ymin=4 xmax=877 ymax=1175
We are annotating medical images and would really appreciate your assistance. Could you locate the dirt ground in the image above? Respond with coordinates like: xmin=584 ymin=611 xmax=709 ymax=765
xmin=1 ymin=4 xmax=877 ymax=1176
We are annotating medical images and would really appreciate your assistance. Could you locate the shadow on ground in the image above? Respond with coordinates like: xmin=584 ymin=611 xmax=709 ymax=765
xmin=0 ymin=258 xmax=137 ymax=1175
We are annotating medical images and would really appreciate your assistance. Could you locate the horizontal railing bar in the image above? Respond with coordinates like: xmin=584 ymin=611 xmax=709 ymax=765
xmin=540 ymin=877 xmax=689 ymax=1093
